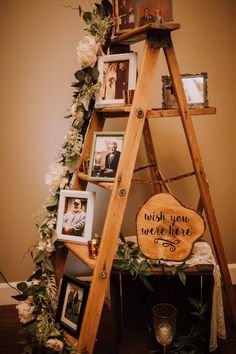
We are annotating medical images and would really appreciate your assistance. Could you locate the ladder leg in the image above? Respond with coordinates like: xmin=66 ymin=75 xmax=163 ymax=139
xmin=77 ymin=42 xmax=161 ymax=354
xmin=164 ymin=41 xmax=236 ymax=328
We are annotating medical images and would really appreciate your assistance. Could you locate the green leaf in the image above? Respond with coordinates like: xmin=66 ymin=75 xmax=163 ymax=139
xmin=188 ymin=297 xmax=200 ymax=311
xmin=17 ymin=282 xmax=28 ymax=292
xmin=27 ymin=268 xmax=42 ymax=281
xmin=126 ymin=240 xmax=135 ymax=248
xmin=92 ymin=66 xmax=99 ymax=80
xmin=142 ymin=276 xmax=155 ymax=292
xmin=33 ymin=250 xmax=46 ymax=264
xmin=177 ymin=271 xmax=186 ymax=286
xmin=46 ymin=204 xmax=58 ymax=212
xmin=83 ymin=11 xmax=92 ymax=23
xmin=119 ymin=233 xmax=126 ymax=243
xmin=101 ymin=0 xmax=113 ymax=15
xmin=11 ymin=293 xmax=28 ymax=301
xmin=43 ymin=258 xmax=54 ymax=272
xmin=21 ymin=319 xmax=37 ymax=333
xmin=200 ymin=303 xmax=208 ymax=316
xmin=74 ymin=69 xmax=85 ymax=82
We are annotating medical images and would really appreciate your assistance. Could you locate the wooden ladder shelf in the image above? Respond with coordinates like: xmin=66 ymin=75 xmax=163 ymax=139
xmin=55 ymin=23 xmax=236 ymax=353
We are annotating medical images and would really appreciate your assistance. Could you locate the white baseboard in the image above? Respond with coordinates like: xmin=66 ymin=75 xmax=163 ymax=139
xmin=1 ymin=265 xmax=236 ymax=306
xmin=228 ymin=263 xmax=236 ymax=284
xmin=0 ymin=282 xmax=21 ymax=306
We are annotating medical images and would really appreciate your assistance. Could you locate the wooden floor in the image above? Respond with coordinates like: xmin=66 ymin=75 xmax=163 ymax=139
xmin=1 ymin=286 xmax=236 ymax=354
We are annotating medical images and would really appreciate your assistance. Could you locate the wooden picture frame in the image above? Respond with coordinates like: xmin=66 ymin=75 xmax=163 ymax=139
xmin=55 ymin=275 xmax=89 ymax=337
xmin=95 ymin=52 xmax=137 ymax=108
xmin=113 ymin=0 xmax=173 ymax=35
xmin=88 ymin=132 xmax=124 ymax=182
xmin=162 ymin=73 xmax=209 ymax=108
xmin=56 ymin=189 xmax=95 ymax=244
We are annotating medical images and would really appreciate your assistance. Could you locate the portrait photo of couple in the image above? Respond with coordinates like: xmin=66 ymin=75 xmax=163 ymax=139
xmin=114 ymin=0 xmax=173 ymax=34
xmin=88 ymin=132 xmax=124 ymax=182
xmin=96 ymin=52 xmax=137 ymax=108
xmin=101 ymin=60 xmax=129 ymax=101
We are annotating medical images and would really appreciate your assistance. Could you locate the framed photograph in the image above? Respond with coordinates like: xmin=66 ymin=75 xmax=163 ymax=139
xmin=56 ymin=275 xmax=89 ymax=337
xmin=56 ymin=189 xmax=95 ymax=244
xmin=162 ymin=73 xmax=209 ymax=108
xmin=113 ymin=0 xmax=173 ymax=35
xmin=95 ymin=52 xmax=137 ymax=108
xmin=88 ymin=132 xmax=124 ymax=182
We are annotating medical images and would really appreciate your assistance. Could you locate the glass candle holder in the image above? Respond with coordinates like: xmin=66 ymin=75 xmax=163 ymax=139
xmin=88 ymin=239 xmax=100 ymax=259
xmin=153 ymin=303 xmax=177 ymax=353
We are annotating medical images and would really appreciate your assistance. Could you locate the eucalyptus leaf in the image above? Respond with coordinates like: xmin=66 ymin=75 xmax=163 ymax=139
xmin=43 ymin=258 xmax=54 ymax=272
xmin=33 ymin=250 xmax=46 ymax=264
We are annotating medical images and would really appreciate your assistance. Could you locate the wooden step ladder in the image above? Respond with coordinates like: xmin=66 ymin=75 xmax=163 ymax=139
xmin=55 ymin=23 xmax=236 ymax=353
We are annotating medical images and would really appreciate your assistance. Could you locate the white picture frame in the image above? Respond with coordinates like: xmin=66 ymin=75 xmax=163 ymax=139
xmin=95 ymin=52 xmax=137 ymax=108
xmin=56 ymin=190 xmax=95 ymax=244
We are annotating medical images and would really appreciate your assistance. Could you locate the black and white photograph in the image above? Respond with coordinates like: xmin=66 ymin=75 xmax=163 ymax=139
xmin=56 ymin=190 xmax=95 ymax=244
xmin=56 ymin=275 xmax=89 ymax=337
xmin=88 ymin=132 xmax=124 ymax=182
xmin=95 ymin=53 xmax=137 ymax=108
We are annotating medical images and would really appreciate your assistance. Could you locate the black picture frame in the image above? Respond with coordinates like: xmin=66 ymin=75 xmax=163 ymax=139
xmin=56 ymin=275 xmax=90 ymax=337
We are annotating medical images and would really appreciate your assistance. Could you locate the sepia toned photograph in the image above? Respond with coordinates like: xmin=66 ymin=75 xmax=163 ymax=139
xmin=56 ymin=275 xmax=89 ymax=337
xmin=56 ymin=189 xmax=95 ymax=244
xmin=114 ymin=0 xmax=173 ymax=35
xmin=88 ymin=132 xmax=124 ymax=182
xmin=95 ymin=53 xmax=137 ymax=108
xmin=162 ymin=73 xmax=209 ymax=108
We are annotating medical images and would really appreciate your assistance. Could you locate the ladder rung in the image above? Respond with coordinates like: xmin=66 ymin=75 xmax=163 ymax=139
xmin=132 ymin=171 xmax=196 ymax=185
xmin=77 ymin=172 xmax=114 ymax=191
xmin=96 ymin=106 xmax=216 ymax=119
xmin=65 ymin=242 xmax=96 ymax=270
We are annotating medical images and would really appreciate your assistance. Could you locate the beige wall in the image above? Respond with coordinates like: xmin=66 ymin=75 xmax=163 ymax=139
xmin=1 ymin=0 xmax=236 ymax=283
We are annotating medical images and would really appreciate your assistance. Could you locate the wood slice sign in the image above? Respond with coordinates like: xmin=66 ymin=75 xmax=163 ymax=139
xmin=136 ymin=193 xmax=205 ymax=261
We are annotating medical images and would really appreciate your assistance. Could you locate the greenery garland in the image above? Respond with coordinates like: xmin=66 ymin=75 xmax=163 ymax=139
xmin=12 ymin=2 xmax=113 ymax=353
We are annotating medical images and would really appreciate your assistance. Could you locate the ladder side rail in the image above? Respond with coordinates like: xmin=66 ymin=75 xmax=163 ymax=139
xmin=142 ymin=119 xmax=170 ymax=193
xmin=77 ymin=42 xmax=161 ymax=354
xmin=163 ymin=39 xmax=236 ymax=327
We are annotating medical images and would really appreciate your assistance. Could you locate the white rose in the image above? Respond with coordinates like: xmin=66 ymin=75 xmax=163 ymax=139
xmin=76 ymin=35 xmax=98 ymax=68
xmin=45 ymin=238 xmax=55 ymax=253
xmin=16 ymin=299 xmax=35 ymax=324
xmin=45 ymin=338 xmax=64 ymax=352
xmin=45 ymin=163 xmax=69 ymax=193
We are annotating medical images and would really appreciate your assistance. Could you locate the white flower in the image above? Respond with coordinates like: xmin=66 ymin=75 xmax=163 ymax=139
xmin=45 ymin=338 xmax=64 ymax=352
xmin=37 ymin=236 xmax=55 ymax=253
xmin=76 ymin=35 xmax=98 ymax=68
xmin=45 ymin=162 xmax=69 ymax=193
xmin=16 ymin=297 xmax=35 ymax=324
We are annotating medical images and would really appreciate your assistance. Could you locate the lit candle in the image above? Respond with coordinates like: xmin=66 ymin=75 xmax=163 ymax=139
xmin=156 ymin=324 xmax=172 ymax=345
